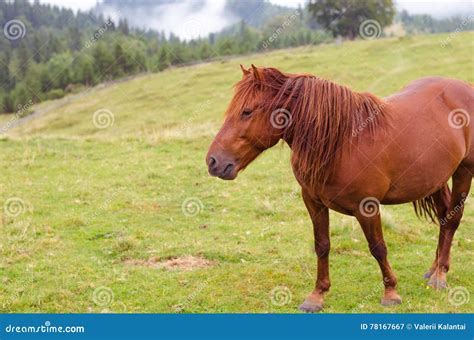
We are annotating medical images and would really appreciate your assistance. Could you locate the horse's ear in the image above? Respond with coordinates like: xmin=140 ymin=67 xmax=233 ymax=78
xmin=240 ymin=64 xmax=250 ymax=76
xmin=251 ymin=64 xmax=262 ymax=81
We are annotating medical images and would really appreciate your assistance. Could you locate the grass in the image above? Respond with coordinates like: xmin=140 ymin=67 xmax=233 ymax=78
xmin=0 ymin=32 xmax=473 ymax=313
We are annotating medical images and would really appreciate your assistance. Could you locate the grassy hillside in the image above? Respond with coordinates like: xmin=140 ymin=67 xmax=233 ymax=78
xmin=0 ymin=32 xmax=473 ymax=313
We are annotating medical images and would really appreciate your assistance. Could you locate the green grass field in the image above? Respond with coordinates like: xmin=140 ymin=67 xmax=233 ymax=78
xmin=0 ymin=32 xmax=473 ymax=313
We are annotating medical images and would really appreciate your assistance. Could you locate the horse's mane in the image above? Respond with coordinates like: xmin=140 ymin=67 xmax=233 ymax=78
xmin=230 ymin=67 xmax=389 ymax=187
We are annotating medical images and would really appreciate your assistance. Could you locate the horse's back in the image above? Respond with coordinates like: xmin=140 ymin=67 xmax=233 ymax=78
xmin=372 ymin=76 xmax=472 ymax=202
xmin=388 ymin=76 xmax=473 ymax=111
xmin=387 ymin=76 xmax=473 ymax=162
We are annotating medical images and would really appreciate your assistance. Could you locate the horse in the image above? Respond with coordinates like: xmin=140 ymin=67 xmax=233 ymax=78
xmin=206 ymin=64 xmax=473 ymax=312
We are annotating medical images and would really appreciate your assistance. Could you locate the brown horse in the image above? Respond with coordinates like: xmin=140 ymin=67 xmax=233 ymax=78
xmin=206 ymin=64 xmax=473 ymax=312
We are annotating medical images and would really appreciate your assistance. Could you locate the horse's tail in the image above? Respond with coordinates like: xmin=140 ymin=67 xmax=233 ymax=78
xmin=412 ymin=184 xmax=451 ymax=224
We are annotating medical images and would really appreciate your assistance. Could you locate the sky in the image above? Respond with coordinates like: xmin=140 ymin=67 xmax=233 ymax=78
xmin=38 ymin=0 xmax=474 ymax=18
xmin=36 ymin=0 xmax=474 ymax=39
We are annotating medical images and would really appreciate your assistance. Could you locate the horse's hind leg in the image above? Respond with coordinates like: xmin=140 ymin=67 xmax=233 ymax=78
xmin=355 ymin=210 xmax=402 ymax=306
xmin=428 ymin=166 xmax=472 ymax=289
xmin=424 ymin=184 xmax=451 ymax=279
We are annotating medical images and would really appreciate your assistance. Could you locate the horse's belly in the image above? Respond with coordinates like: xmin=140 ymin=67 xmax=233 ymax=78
xmin=381 ymin=147 xmax=461 ymax=203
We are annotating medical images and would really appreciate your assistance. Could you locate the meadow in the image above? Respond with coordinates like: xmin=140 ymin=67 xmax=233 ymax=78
xmin=0 ymin=32 xmax=472 ymax=313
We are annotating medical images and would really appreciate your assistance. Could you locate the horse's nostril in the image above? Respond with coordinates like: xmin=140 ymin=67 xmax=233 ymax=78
xmin=208 ymin=156 xmax=217 ymax=168
xmin=223 ymin=163 xmax=234 ymax=176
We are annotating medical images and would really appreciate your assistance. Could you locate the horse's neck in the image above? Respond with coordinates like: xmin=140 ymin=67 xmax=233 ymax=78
xmin=278 ymin=84 xmax=389 ymax=188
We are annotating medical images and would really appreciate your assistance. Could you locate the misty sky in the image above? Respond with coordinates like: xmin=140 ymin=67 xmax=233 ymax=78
xmin=37 ymin=0 xmax=474 ymax=40
xmin=38 ymin=0 xmax=474 ymax=17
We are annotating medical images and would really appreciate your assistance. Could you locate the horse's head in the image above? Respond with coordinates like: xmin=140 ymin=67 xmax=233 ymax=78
xmin=206 ymin=65 xmax=290 ymax=180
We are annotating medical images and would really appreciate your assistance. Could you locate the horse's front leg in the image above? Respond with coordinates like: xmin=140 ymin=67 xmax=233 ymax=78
xmin=299 ymin=189 xmax=330 ymax=313
xmin=355 ymin=209 xmax=402 ymax=306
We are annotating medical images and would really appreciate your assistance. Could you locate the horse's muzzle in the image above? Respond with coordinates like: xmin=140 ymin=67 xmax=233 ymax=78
xmin=206 ymin=154 xmax=237 ymax=180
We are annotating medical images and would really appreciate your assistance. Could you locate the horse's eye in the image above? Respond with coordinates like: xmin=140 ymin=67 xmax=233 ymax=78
xmin=242 ymin=109 xmax=252 ymax=118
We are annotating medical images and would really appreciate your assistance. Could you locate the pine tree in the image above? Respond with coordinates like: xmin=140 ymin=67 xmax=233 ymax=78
xmin=17 ymin=41 xmax=30 ymax=77
xmin=114 ymin=42 xmax=126 ymax=77
xmin=156 ymin=46 xmax=169 ymax=71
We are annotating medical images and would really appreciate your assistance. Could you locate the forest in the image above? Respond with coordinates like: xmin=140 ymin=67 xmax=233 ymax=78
xmin=0 ymin=0 xmax=472 ymax=114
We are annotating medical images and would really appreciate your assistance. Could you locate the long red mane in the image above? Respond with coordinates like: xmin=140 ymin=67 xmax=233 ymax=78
xmin=228 ymin=67 xmax=389 ymax=186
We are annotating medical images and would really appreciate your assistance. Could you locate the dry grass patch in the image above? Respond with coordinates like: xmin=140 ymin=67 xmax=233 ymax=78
xmin=124 ymin=255 xmax=215 ymax=271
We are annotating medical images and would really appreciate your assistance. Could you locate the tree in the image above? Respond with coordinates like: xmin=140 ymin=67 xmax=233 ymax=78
xmin=73 ymin=54 xmax=95 ymax=86
xmin=68 ymin=27 xmax=82 ymax=51
xmin=17 ymin=41 xmax=30 ymax=77
xmin=113 ymin=42 xmax=126 ymax=77
xmin=39 ymin=64 xmax=52 ymax=92
xmin=118 ymin=18 xmax=129 ymax=35
xmin=198 ymin=42 xmax=213 ymax=60
xmin=237 ymin=20 xmax=257 ymax=53
xmin=155 ymin=46 xmax=169 ymax=71
xmin=0 ymin=53 xmax=12 ymax=91
xmin=308 ymin=0 xmax=395 ymax=39
xmin=46 ymin=53 xmax=73 ymax=89
xmin=2 ymin=94 xmax=15 ymax=113
xmin=11 ymin=83 xmax=30 ymax=110
xmin=92 ymin=42 xmax=114 ymax=80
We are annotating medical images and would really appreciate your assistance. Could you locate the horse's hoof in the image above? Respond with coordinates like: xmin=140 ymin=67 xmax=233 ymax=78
xmin=381 ymin=296 xmax=402 ymax=306
xmin=423 ymin=271 xmax=433 ymax=279
xmin=427 ymin=277 xmax=447 ymax=290
xmin=298 ymin=300 xmax=323 ymax=313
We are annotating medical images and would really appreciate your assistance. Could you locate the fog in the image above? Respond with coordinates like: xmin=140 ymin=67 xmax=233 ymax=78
xmin=97 ymin=0 xmax=238 ymax=40
xmin=38 ymin=0 xmax=474 ymax=40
